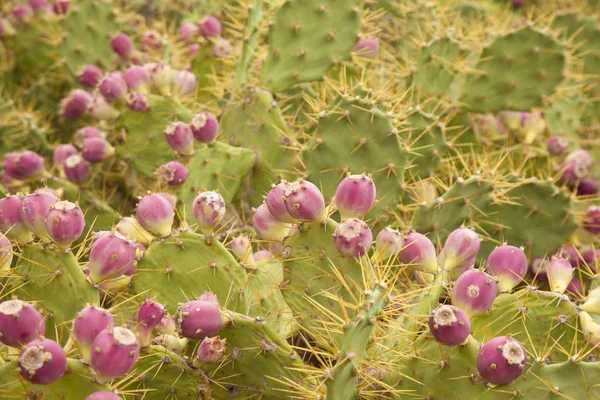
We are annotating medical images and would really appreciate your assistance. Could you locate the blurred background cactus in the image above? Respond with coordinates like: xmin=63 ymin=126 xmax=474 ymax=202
xmin=0 ymin=0 xmax=599 ymax=399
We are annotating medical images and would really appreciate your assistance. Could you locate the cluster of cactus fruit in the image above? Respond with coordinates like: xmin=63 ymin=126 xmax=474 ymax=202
xmin=1 ymin=0 xmax=599 ymax=398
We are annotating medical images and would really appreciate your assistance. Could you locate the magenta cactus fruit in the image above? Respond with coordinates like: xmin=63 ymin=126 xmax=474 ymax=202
xmin=397 ymin=232 xmax=438 ymax=273
xmin=576 ymin=178 xmax=598 ymax=196
xmin=193 ymin=336 xmax=227 ymax=366
xmin=199 ymin=292 xmax=219 ymax=305
xmin=437 ymin=227 xmax=480 ymax=277
xmin=12 ymin=5 xmax=34 ymax=23
xmin=547 ymin=257 xmax=574 ymax=294
xmin=427 ymin=305 xmax=471 ymax=346
xmin=158 ymin=161 xmax=188 ymax=187
xmin=354 ymin=35 xmax=380 ymax=58
xmin=530 ymin=256 xmax=549 ymax=281
xmin=283 ymin=180 xmax=326 ymax=222
xmin=63 ymin=155 xmax=91 ymax=184
xmin=77 ymin=64 xmax=103 ymax=87
xmin=558 ymin=160 xmax=589 ymax=184
xmin=125 ymin=92 xmax=148 ymax=112
xmin=192 ymin=191 xmax=226 ymax=234
xmin=73 ymin=306 xmax=114 ymax=363
xmin=253 ymin=203 xmax=292 ymax=241
xmin=164 ymin=121 xmax=195 ymax=155
xmin=30 ymin=0 xmax=50 ymax=12
xmin=98 ymin=72 xmax=127 ymax=103
xmin=86 ymin=391 xmax=122 ymax=400
xmin=111 ymin=33 xmax=135 ymax=59
xmin=0 ymin=195 xmax=34 ymax=243
xmin=177 ymin=298 xmax=223 ymax=340
xmin=485 ymin=245 xmax=528 ymax=292
xmin=81 ymin=137 xmax=115 ymax=163
xmin=253 ymin=250 xmax=274 ymax=262
xmin=333 ymin=218 xmax=372 ymax=258
xmin=0 ymin=300 xmax=46 ymax=347
xmin=44 ymin=200 xmax=85 ymax=248
xmin=212 ymin=38 xmax=233 ymax=58
xmin=74 ymin=126 xmax=105 ymax=147
xmin=116 ymin=216 xmax=154 ymax=244
xmin=231 ymin=235 xmax=252 ymax=262
xmin=476 ymin=336 xmax=527 ymax=385
xmin=17 ymin=338 xmax=67 ymax=385
xmin=20 ymin=189 xmax=57 ymax=241
xmin=53 ymin=0 xmax=69 ymax=14
xmin=0 ymin=233 xmax=12 ymax=273
xmin=334 ymin=174 xmax=376 ymax=219
xmin=135 ymin=193 xmax=175 ymax=237
xmin=90 ymin=327 xmax=140 ymax=380
xmin=87 ymin=232 xmax=137 ymax=284
xmin=140 ymin=31 xmax=162 ymax=51
xmin=199 ymin=16 xmax=222 ymax=38
xmin=583 ymin=249 xmax=599 ymax=273
xmin=265 ymin=182 xmax=298 ymax=224
xmin=547 ymin=135 xmax=569 ymax=157
xmin=4 ymin=150 xmax=46 ymax=181
xmin=583 ymin=206 xmax=600 ymax=235
xmin=557 ymin=246 xmax=583 ymax=268
xmin=566 ymin=149 xmax=594 ymax=169
xmin=190 ymin=112 xmax=219 ymax=143
xmin=60 ymin=89 xmax=92 ymax=120
xmin=566 ymin=276 xmax=583 ymax=299
xmin=174 ymin=70 xmax=197 ymax=96
xmin=123 ymin=65 xmax=150 ymax=92
xmin=179 ymin=22 xmax=199 ymax=43
xmin=452 ymin=269 xmax=497 ymax=317
xmin=137 ymin=299 xmax=165 ymax=347
xmin=53 ymin=144 xmax=78 ymax=170
xmin=374 ymin=227 xmax=403 ymax=260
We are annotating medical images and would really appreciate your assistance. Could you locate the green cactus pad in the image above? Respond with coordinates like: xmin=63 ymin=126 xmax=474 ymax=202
xmin=236 ymin=0 xmax=263 ymax=87
xmin=59 ymin=0 xmax=123 ymax=75
xmin=131 ymin=231 xmax=249 ymax=315
xmin=544 ymin=90 xmax=584 ymax=140
xmin=552 ymin=11 xmax=600 ymax=77
xmin=203 ymin=311 xmax=322 ymax=398
xmin=460 ymin=27 xmax=566 ymax=112
xmin=11 ymin=245 xmax=99 ymax=343
xmin=402 ymin=109 xmax=449 ymax=179
xmin=260 ymin=0 xmax=361 ymax=91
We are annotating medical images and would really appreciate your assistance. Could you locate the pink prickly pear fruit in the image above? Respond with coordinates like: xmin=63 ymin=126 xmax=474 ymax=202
xmin=485 ymin=245 xmax=528 ymax=292
xmin=566 ymin=276 xmax=583 ymax=299
xmin=199 ymin=292 xmax=219 ymax=305
xmin=88 ymin=94 xmax=120 ymax=121
xmin=190 ymin=112 xmax=219 ymax=143
xmin=476 ymin=336 xmax=527 ymax=385
xmin=547 ymin=135 xmax=569 ymax=157
xmin=73 ymin=306 xmax=114 ymax=363
xmin=253 ymin=250 xmax=274 ymax=262
xmin=580 ymin=311 xmax=600 ymax=346
xmin=4 ymin=150 xmax=46 ymax=181
xmin=123 ymin=65 xmax=150 ymax=92
xmin=179 ymin=22 xmax=199 ymax=43
xmin=373 ymin=227 xmax=403 ymax=260
xmin=428 ymin=305 xmax=471 ymax=346
xmin=98 ymin=72 xmax=127 ymax=103
xmin=77 ymin=64 xmax=103 ymax=87
xmin=164 ymin=121 xmax=195 ymax=155
xmin=157 ymin=161 xmax=188 ymax=187
xmin=583 ymin=206 xmax=600 ymax=235
xmin=566 ymin=149 xmax=594 ymax=170
xmin=137 ymin=299 xmax=165 ymax=347
xmin=147 ymin=64 xmax=175 ymax=96
xmin=125 ymin=92 xmax=148 ymax=112
xmin=193 ymin=336 xmax=226 ymax=366
xmin=558 ymin=160 xmax=589 ymax=184
xmin=192 ymin=191 xmax=226 ymax=235
xmin=87 ymin=232 xmax=137 ymax=284
xmin=140 ymin=31 xmax=162 ymax=52
xmin=30 ymin=0 xmax=50 ymax=12
xmin=53 ymin=144 xmax=78 ymax=171
xmin=90 ymin=327 xmax=140 ymax=380
xmin=0 ymin=299 xmax=46 ymax=347
xmin=583 ymin=249 xmax=599 ymax=273
xmin=334 ymin=174 xmax=376 ymax=219
xmin=253 ymin=203 xmax=292 ymax=241
xmin=452 ymin=269 xmax=498 ymax=317
xmin=557 ymin=246 xmax=583 ymax=268
xmin=74 ymin=126 xmax=105 ymax=147
xmin=177 ymin=298 xmax=223 ymax=340
xmin=135 ymin=193 xmax=175 ymax=237
xmin=52 ymin=0 xmax=69 ymax=14
xmin=60 ymin=89 xmax=92 ymax=120
xmin=438 ymin=227 xmax=480 ymax=277
xmin=397 ymin=232 xmax=438 ymax=273
xmin=44 ymin=200 xmax=85 ymax=249
xmin=530 ymin=256 xmax=549 ymax=281
xmin=0 ymin=195 xmax=34 ymax=243
xmin=333 ymin=218 xmax=372 ymax=258
xmin=581 ymin=287 xmax=600 ymax=314
xmin=547 ymin=257 xmax=573 ymax=294
xmin=111 ymin=33 xmax=135 ymax=59
xmin=155 ymin=314 xmax=177 ymax=336
xmin=212 ymin=38 xmax=232 ymax=58
xmin=63 ymin=155 xmax=91 ymax=184
xmin=265 ymin=182 xmax=298 ymax=224
xmin=283 ymin=180 xmax=326 ymax=222
xmin=189 ymin=43 xmax=200 ymax=57
xmin=576 ymin=178 xmax=598 ymax=197
xmin=231 ymin=235 xmax=253 ymax=264
xmin=12 ymin=5 xmax=34 ymax=23
xmin=82 ymin=137 xmax=115 ymax=163
xmin=86 ymin=391 xmax=122 ymax=400
xmin=18 ymin=338 xmax=67 ymax=385
xmin=116 ymin=216 xmax=154 ymax=244
xmin=174 ymin=70 xmax=197 ymax=96
xmin=199 ymin=16 xmax=221 ymax=38
xmin=20 ymin=189 xmax=57 ymax=241
xmin=354 ymin=36 xmax=379 ymax=58
xmin=0 ymin=233 xmax=12 ymax=274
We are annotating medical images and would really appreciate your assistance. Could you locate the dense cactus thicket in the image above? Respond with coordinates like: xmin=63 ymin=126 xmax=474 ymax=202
xmin=0 ymin=0 xmax=599 ymax=399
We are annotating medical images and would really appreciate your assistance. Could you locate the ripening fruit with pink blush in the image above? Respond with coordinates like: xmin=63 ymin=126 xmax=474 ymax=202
xmin=334 ymin=174 xmax=376 ymax=219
